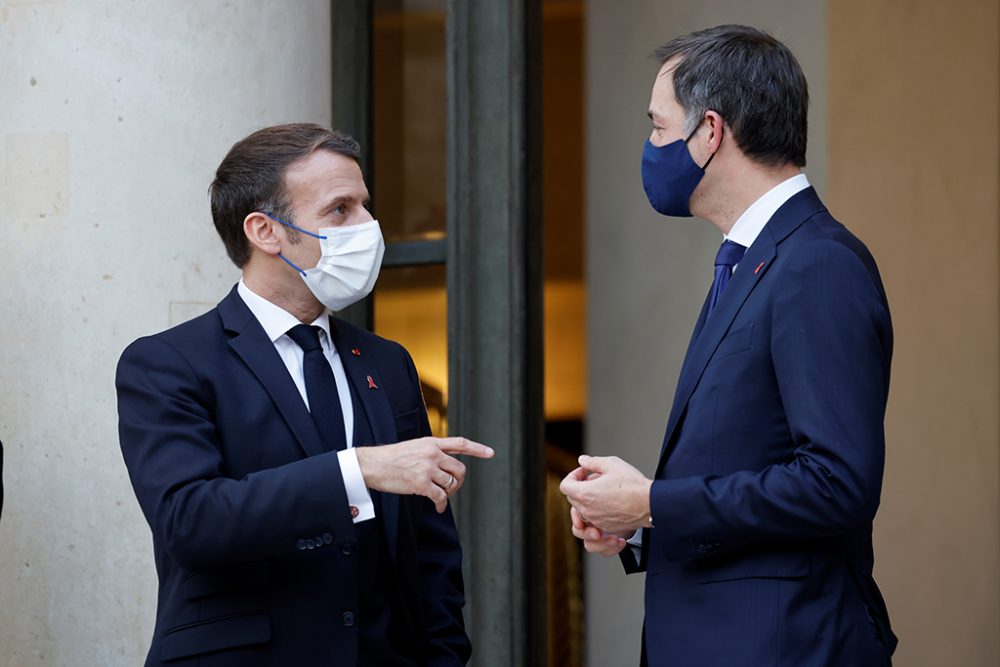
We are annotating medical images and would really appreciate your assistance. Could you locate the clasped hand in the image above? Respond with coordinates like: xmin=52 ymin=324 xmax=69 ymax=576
xmin=559 ymin=455 xmax=653 ymax=557
xmin=355 ymin=437 xmax=494 ymax=513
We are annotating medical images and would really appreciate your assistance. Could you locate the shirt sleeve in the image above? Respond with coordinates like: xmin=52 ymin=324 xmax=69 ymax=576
xmin=337 ymin=448 xmax=376 ymax=523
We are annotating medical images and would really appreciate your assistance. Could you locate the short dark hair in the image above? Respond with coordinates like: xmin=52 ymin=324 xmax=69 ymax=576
xmin=654 ymin=25 xmax=808 ymax=167
xmin=209 ymin=123 xmax=361 ymax=267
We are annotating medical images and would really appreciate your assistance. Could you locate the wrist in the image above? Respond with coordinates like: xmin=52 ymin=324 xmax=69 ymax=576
xmin=353 ymin=448 xmax=377 ymax=487
xmin=642 ymin=478 xmax=654 ymax=529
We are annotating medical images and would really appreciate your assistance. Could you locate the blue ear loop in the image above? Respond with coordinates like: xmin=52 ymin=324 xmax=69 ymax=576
xmin=261 ymin=211 xmax=327 ymax=277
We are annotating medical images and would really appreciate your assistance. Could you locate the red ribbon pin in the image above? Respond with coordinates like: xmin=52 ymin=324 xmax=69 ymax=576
xmin=367 ymin=375 xmax=378 ymax=390
xmin=352 ymin=348 xmax=361 ymax=357
xmin=754 ymin=261 xmax=766 ymax=275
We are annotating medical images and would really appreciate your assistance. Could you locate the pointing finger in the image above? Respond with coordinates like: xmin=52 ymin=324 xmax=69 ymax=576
xmin=436 ymin=437 xmax=495 ymax=459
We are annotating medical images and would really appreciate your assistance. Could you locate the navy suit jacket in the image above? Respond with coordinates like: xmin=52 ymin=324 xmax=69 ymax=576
xmin=626 ymin=188 xmax=897 ymax=666
xmin=117 ymin=286 xmax=470 ymax=666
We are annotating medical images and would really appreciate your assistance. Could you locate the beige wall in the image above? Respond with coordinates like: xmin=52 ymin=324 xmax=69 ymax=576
xmin=828 ymin=2 xmax=1000 ymax=664
xmin=0 ymin=2 xmax=332 ymax=665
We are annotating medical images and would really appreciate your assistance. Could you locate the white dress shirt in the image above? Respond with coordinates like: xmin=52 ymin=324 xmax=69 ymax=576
xmin=627 ymin=172 xmax=811 ymax=555
xmin=237 ymin=279 xmax=375 ymax=523
xmin=725 ymin=172 xmax=811 ymax=267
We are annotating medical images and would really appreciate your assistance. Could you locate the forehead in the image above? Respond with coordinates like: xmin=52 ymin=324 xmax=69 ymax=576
xmin=648 ymin=59 xmax=681 ymax=118
xmin=283 ymin=149 xmax=367 ymax=204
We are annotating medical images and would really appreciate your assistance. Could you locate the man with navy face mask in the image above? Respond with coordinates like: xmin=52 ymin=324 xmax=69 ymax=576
xmin=561 ymin=25 xmax=896 ymax=666
xmin=117 ymin=123 xmax=493 ymax=666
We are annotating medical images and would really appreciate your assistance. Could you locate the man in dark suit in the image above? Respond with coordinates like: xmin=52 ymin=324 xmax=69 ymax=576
xmin=561 ymin=25 xmax=896 ymax=666
xmin=117 ymin=123 xmax=493 ymax=666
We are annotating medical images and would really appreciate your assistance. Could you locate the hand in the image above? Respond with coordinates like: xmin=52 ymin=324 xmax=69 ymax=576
xmin=570 ymin=506 xmax=629 ymax=557
xmin=355 ymin=436 xmax=494 ymax=513
xmin=559 ymin=455 xmax=653 ymax=535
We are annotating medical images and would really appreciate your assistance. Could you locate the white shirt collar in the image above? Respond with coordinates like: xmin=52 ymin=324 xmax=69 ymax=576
xmin=725 ymin=173 xmax=811 ymax=248
xmin=237 ymin=278 xmax=332 ymax=347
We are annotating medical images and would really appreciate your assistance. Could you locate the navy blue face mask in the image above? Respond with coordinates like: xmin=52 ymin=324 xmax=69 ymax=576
xmin=641 ymin=122 xmax=716 ymax=217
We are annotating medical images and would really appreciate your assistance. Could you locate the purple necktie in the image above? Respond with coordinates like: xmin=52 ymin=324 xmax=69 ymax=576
xmin=707 ymin=239 xmax=747 ymax=317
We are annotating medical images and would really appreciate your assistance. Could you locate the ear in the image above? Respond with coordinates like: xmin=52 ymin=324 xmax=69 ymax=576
xmin=244 ymin=212 xmax=282 ymax=257
xmin=703 ymin=110 xmax=725 ymax=153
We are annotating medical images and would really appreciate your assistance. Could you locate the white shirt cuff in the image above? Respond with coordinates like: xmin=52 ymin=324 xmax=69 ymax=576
xmin=626 ymin=528 xmax=644 ymax=562
xmin=337 ymin=448 xmax=375 ymax=523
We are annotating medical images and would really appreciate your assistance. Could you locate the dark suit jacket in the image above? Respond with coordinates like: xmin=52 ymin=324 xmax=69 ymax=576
xmin=117 ymin=286 xmax=470 ymax=666
xmin=625 ymin=188 xmax=897 ymax=666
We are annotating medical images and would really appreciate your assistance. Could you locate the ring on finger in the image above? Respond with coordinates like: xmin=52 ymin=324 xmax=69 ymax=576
xmin=444 ymin=474 xmax=456 ymax=490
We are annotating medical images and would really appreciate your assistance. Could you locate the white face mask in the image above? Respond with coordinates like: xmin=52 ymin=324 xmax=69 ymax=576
xmin=266 ymin=213 xmax=385 ymax=311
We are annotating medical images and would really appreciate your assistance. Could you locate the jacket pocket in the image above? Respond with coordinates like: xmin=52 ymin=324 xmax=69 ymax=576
xmin=394 ymin=406 xmax=423 ymax=440
xmin=693 ymin=549 xmax=810 ymax=584
xmin=712 ymin=323 xmax=754 ymax=362
xmin=183 ymin=560 xmax=271 ymax=600
xmin=161 ymin=611 xmax=270 ymax=661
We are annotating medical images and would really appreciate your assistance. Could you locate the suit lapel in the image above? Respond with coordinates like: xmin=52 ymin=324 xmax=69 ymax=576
xmin=657 ymin=238 xmax=776 ymax=466
xmin=657 ymin=187 xmax=827 ymax=469
xmin=329 ymin=317 xmax=401 ymax=560
xmin=217 ymin=287 xmax=329 ymax=459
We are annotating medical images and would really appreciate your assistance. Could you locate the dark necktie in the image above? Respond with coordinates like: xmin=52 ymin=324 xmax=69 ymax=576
xmin=286 ymin=324 xmax=348 ymax=452
xmin=707 ymin=239 xmax=747 ymax=316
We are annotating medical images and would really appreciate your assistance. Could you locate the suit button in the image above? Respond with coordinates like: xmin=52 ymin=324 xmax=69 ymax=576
xmin=306 ymin=538 xmax=316 ymax=550
xmin=697 ymin=544 xmax=707 ymax=554
xmin=323 ymin=533 xmax=334 ymax=545
xmin=315 ymin=536 xmax=325 ymax=548
xmin=341 ymin=542 xmax=355 ymax=556
xmin=296 ymin=539 xmax=307 ymax=551
xmin=342 ymin=611 xmax=356 ymax=627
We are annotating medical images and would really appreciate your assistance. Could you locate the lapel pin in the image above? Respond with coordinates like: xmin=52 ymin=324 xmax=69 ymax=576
xmin=754 ymin=261 xmax=766 ymax=275
xmin=352 ymin=348 xmax=361 ymax=357
xmin=367 ymin=375 xmax=378 ymax=390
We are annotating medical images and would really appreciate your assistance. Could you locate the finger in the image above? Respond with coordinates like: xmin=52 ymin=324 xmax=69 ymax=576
xmin=433 ymin=469 xmax=455 ymax=492
xmin=435 ymin=437 xmax=495 ymax=459
xmin=578 ymin=454 xmax=612 ymax=475
xmin=600 ymin=541 xmax=627 ymax=557
xmin=559 ymin=475 xmax=583 ymax=499
xmin=422 ymin=481 xmax=449 ymax=513
xmin=586 ymin=539 xmax=623 ymax=557
xmin=583 ymin=525 xmax=604 ymax=541
xmin=437 ymin=457 xmax=466 ymax=495
xmin=570 ymin=506 xmax=585 ymax=531
xmin=438 ymin=455 xmax=467 ymax=483
xmin=585 ymin=535 xmax=625 ymax=557
xmin=604 ymin=534 xmax=625 ymax=549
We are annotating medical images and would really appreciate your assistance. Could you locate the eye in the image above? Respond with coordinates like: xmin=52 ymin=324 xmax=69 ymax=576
xmin=332 ymin=204 xmax=347 ymax=216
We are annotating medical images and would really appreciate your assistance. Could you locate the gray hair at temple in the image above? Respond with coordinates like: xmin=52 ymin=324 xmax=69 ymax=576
xmin=654 ymin=24 xmax=809 ymax=168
